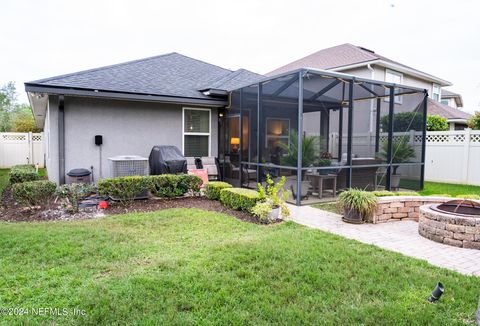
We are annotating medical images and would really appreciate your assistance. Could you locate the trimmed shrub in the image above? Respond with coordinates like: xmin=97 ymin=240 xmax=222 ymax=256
xmin=56 ymin=183 xmax=94 ymax=212
xmin=177 ymin=174 xmax=203 ymax=195
xmin=148 ymin=174 xmax=202 ymax=198
xmin=12 ymin=180 xmax=56 ymax=205
xmin=371 ymin=190 xmax=395 ymax=197
xmin=97 ymin=176 xmax=151 ymax=202
xmin=9 ymin=164 xmax=40 ymax=184
xmin=394 ymin=191 xmax=420 ymax=196
xmin=205 ymin=181 xmax=232 ymax=200
xmin=456 ymin=194 xmax=480 ymax=200
xmin=220 ymin=188 xmax=261 ymax=212
xmin=372 ymin=190 xmax=420 ymax=197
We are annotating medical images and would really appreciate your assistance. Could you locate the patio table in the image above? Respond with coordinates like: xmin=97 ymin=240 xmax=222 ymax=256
xmin=306 ymin=173 xmax=337 ymax=199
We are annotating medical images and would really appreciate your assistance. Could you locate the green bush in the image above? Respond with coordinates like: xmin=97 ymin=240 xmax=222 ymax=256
xmin=56 ymin=183 xmax=94 ymax=212
xmin=395 ymin=191 xmax=420 ymax=196
xmin=9 ymin=164 xmax=40 ymax=184
xmin=467 ymin=111 xmax=480 ymax=130
xmin=12 ymin=180 xmax=56 ymax=206
xmin=455 ymin=194 xmax=480 ymax=200
xmin=97 ymin=176 xmax=151 ymax=202
xmin=177 ymin=174 xmax=203 ymax=195
xmin=372 ymin=190 xmax=420 ymax=197
xmin=380 ymin=112 xmax=423 ymax=132
xmin=426 ymin=115 xmax=448 ymax=131
xmin=371 ymin=190 xmax=395 ymax=197
xmin=428 ymin=194 xmax=452 ymax=197
xmin=205 ymin=181 xmax=232 ymax=200
xmin=148 ymin=174 xmax=202 ymax=198
xmin=220 ymin=188 xmax=261 ymax=212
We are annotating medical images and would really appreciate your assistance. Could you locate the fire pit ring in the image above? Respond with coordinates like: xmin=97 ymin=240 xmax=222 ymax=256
xmin=419 ymin=199 xmax=480 ymax=249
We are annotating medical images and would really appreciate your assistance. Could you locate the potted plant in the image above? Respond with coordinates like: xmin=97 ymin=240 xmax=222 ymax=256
xmin=338 ymin=188 xmax=377 ymax=224
xmin=279 ymin=129 xmax=319 ymax=170
xmin=317 ymin=157 xmax=332 ymax=175
xmin=379 ymin=136 xmax=416 ymax=189
xmin=252 ymin=175 xmax=290 ymax=223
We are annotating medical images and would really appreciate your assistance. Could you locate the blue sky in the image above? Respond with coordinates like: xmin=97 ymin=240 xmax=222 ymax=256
xmin=1 ymin=0 xmax=479 ymax=113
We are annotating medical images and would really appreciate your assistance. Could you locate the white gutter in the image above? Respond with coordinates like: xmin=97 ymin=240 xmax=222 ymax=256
xmin=367 ymin=64 xmax=375 ymax=133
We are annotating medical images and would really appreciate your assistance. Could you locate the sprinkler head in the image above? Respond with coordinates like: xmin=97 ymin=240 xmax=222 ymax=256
xmin=428 ymin=282 xmax=444 ymax=303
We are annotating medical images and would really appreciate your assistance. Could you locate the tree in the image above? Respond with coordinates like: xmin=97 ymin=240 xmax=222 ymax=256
xmin=467 ymin=111 xmax=480 ymax=130
xmin=11 ymin=103 xmax=41 ymax=132
xmin=0 ymin=82 xmax=17 ymax=132
xmin=426 ymin=115 xmax=448 ymax=131
xmin=380 ymin=112 xmax=423 ymax=132
xmin=0 ymin=82 xmax=40 ymax=132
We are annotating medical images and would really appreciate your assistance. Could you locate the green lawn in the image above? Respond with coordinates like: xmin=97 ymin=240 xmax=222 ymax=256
xmin=420 ymin=181 xmax=480 ymax=197
xmin=0 ymin=209 xmax=478 ymax=325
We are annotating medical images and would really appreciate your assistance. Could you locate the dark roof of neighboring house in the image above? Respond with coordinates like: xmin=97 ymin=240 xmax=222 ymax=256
xmin=441 ymin=89 xmax=463 ymax=107
xmin=428 ymin=98 xmax=471 ymax=121
xmin=267 ymin=43 xmax=450 ymax=85
xmin=25 ymin=52 xmax=263 ymax=100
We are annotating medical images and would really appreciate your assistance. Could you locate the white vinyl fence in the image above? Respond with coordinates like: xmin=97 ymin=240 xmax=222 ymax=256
xmin=328 ymin=129 xmax=480 ymax=186
xmin=425 ymin=129 xmax=480 ymax=185
xmin=0 ymin=132 xmax=45 ymax=168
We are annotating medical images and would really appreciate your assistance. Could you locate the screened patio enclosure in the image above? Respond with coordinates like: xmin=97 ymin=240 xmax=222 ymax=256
xmin=219 ymin=68 xmax=428 ymax=205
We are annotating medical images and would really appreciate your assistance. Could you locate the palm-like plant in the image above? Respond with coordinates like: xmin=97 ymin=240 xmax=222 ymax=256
xmin=379 ymin=136 xmax=416 ymax=174
xmin=279 ymin=129 xmax=319 ymax=167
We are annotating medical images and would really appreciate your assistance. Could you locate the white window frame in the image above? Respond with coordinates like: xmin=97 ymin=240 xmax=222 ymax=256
xmin=384 ymin=69 xmax=403 ymax=104
xmin=432 ymin=84 xmax=441 ymax=102
xmin=182 ymin=107 xmax=211 ymax=157
xmin=265 ymin=117 xmax=290 ymax=148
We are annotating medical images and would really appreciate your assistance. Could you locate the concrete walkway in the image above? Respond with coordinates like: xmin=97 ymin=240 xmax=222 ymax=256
xmin=289 ymin=205 xmax=480 ymax=276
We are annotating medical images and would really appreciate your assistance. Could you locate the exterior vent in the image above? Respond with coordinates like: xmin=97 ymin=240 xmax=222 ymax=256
xmin=108 ymin=155 xmax=149 ymax=177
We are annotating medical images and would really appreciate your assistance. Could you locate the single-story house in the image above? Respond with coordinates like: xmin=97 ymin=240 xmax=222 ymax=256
xmin=26 ymin=52 xmax=428 ymax=205
xmin=26 ymin=53 xmax=262 ymax=185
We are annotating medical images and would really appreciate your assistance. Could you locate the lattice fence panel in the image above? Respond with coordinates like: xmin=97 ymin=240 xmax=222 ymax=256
xmin=2 ymin=134 xmax=27 ymax=141
xmin=471 ymin=133 xmax=480 ymax=143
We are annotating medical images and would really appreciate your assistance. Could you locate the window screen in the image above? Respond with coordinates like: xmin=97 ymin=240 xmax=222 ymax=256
xmin=183 ymin=108 xmax=210 ymax=157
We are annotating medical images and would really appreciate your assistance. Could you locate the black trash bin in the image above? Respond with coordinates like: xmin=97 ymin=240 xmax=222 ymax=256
xmin=67 ymin=168 xmax=92 ymax=184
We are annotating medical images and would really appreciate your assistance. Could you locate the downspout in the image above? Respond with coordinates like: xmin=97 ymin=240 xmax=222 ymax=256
xmin=367 ymin=64 xmax=375 ymax=133
xmin=58 ymin=95 xmax=65 ymax=185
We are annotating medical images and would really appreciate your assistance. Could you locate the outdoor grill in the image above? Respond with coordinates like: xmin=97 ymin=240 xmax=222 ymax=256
xmin=149 ymin=145 xmax=187 ymax=175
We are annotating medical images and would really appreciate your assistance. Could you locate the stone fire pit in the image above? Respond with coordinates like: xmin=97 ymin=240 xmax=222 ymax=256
xmin=419 ymin=200 xmax=480 ymax=249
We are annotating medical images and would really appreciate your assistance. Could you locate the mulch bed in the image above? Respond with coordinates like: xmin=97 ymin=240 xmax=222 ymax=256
xmin=1 ymin=187 xmax=276 ymax=225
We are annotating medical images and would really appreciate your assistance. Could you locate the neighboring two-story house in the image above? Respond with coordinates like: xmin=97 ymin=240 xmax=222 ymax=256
xmin=268 ymin=43 xmax=471 ymax=131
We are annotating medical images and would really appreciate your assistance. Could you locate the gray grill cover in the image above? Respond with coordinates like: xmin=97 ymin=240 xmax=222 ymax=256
xmin=149 ymin=146 xmax=187 ymax=175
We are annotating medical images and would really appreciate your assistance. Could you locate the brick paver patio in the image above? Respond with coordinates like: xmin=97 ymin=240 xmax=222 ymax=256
xmin=289 ymin=205 xmax=480 ymax=276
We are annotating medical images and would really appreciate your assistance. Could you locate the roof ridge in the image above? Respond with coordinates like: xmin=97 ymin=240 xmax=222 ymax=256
xmin=200 ymin=68 xmax=263 ymax=90
xmin=27 ymin=52 xmax=180 ymax=84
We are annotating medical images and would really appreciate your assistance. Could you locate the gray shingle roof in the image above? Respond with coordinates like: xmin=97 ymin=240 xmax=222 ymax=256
xmin=428 ymin=98 xmax=471 ymax=120
xmin=26 ymin=53 xmax=263 ymax=100
xmin=267 ymin=43 xmax=448 ymax=85
xmin=441 ymin=89 xmax=460 ymax=97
